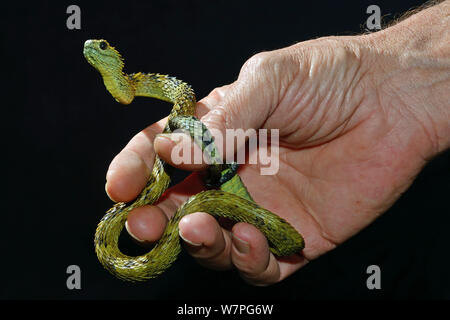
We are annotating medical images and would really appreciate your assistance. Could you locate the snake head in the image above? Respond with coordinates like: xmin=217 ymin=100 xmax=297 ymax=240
xmin=84 ymin=39 xmax=135 ymax=104
xmin=83 ymin=39 xmax=124 ymax=75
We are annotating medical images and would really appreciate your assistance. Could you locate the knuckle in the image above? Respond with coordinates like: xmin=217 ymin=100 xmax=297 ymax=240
xmin=201 ymin=104 xmax=229 ymax=129
xmin=239 ymin=51 xmax=272 ymax=77
xmin=208 ymin=85 xmax=229 ymax=100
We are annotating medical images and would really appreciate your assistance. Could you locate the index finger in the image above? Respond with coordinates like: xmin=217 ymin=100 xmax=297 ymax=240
xmin=105 ymin=117 xmax=167 ymax=203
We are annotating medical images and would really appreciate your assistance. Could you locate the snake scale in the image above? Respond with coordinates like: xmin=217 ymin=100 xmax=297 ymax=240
xmin=83 ymin=39 xmax=304 ymax=282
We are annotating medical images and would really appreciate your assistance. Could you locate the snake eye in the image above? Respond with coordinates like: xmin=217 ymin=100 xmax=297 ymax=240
xmin=99 ymin=41 xmax=108 ymax=50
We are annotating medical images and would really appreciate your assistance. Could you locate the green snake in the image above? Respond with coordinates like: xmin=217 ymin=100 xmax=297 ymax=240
xmin=83 ymin=39 xmax=304 ymax=282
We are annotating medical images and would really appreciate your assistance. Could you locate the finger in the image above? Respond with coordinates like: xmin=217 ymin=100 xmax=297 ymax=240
xmin=178 ymin=212 xmax=234 ymax=271
xmin=199 ymin=60 xmax=276 ymax=156
xmin=125 ymin=205 xmax=168 ymax=245
xmin=154 ymin=132 xmax=208 ymax=171
xmin=231 ymin=222 xmax=281 ymax=286
xmin=195 ymin=84 xmax=231 ymax=117
xmin=125 ymin=173 xmax=205 ymax=243
xmin=105 ymin=118 xmax=166 ymax=202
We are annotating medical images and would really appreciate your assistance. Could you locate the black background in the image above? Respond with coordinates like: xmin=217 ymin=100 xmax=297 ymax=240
xmin=2 ymin=0 xmax=449 ymax=300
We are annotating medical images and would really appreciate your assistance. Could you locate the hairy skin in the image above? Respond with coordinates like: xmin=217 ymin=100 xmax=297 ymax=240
xmin=107 ymin=1 xmax=450 ymax=285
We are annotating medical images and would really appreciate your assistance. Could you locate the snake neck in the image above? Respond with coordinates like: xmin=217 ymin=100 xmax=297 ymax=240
xmin=100 ymin=68 xmax=196 ymax=118
xmin=100 ymin=67 xmax=135 ymax=105
xmin=131 ymin=72 xmax=196 ymax=118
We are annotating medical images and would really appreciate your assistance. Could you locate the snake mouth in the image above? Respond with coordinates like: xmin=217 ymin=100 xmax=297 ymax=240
xmin=83 ymin=41 xmax=98 ymax=65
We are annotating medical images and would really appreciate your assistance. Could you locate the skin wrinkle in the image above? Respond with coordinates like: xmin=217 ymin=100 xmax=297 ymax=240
xmin=319 ymin=46 xmax=366 ymax=138
xmin=223 ymin=93 xmax=243 ymax=130
xmin=341 ymin=50 xmax=364 ymax=111
xmin=323 ymin=94 xmax=366 ymax=145
xmin=281 ymin=48 xmax=310 ymax=114
xmin=408 ymin=81 xmax=444 ymax=155
xmin=307 ymin=52 xmax=342 ymax=137
xmin=283 ymin=90 xmax=330 ymax=145
xmin=239 ymin=53 xmax=279 ymax=124
xmin=274 ymin=42 xmax=367 ymax=146
xmin=278 ymin=84 xmax=315 ymax=139
xmin=322 ymin=53 xmax=369 ymax=141
xmin=259 ymin=53 xmax=281 ymax=113
xmin=399 ymin=102 xmax=439 ymax=159
xmin=378 ymin=73 xmax=439 ymax=158
xmin=260 ymin=52 xmax=301 ymax=130
xmin=277 ymin=75 xmax=323 ymax=143
xmin=224 ymin=89 xmax=249 ymax=131
xmin=266 ymin=50 xmax=297 ymax=116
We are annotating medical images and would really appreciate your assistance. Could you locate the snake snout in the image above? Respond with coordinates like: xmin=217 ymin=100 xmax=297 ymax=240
xmin=83 ymin=39 xmax=95 ymax=52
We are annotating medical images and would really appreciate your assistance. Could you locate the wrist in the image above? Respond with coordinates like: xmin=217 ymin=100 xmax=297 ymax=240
xmin=357 ymin=1 xmax=450 ymax=157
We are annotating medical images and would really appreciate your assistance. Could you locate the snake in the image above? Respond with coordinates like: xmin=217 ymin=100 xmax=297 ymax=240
xmin=83 ymin=39 xmax=304 ymax=282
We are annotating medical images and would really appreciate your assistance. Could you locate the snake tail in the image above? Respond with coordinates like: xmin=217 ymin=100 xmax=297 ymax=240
xmin=95 ymin=190 xmax=304 ymax=281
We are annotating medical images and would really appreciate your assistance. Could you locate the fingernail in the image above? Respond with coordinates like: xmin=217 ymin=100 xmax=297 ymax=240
xmin=125 ymin=221 xmax=145 ymax=243
xmin=232 ymin=233 xmax=250 ymax=254
xmin=179 ymin=229 xmax=203 ymax=247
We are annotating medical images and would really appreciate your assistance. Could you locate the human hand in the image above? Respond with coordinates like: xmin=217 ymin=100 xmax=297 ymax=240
xmin=105 ymin=2 xmax=449 ymax=286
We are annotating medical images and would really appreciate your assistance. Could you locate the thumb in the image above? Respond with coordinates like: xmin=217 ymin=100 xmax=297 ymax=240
xmin=199 ymin=53 xmax=281 ymax=156
xmin=154 ymin=52 xmax=282 ymax=168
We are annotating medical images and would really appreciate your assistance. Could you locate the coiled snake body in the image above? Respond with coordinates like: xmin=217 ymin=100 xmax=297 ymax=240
xmin=84 ymin=39 xmax=304 ymax=282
